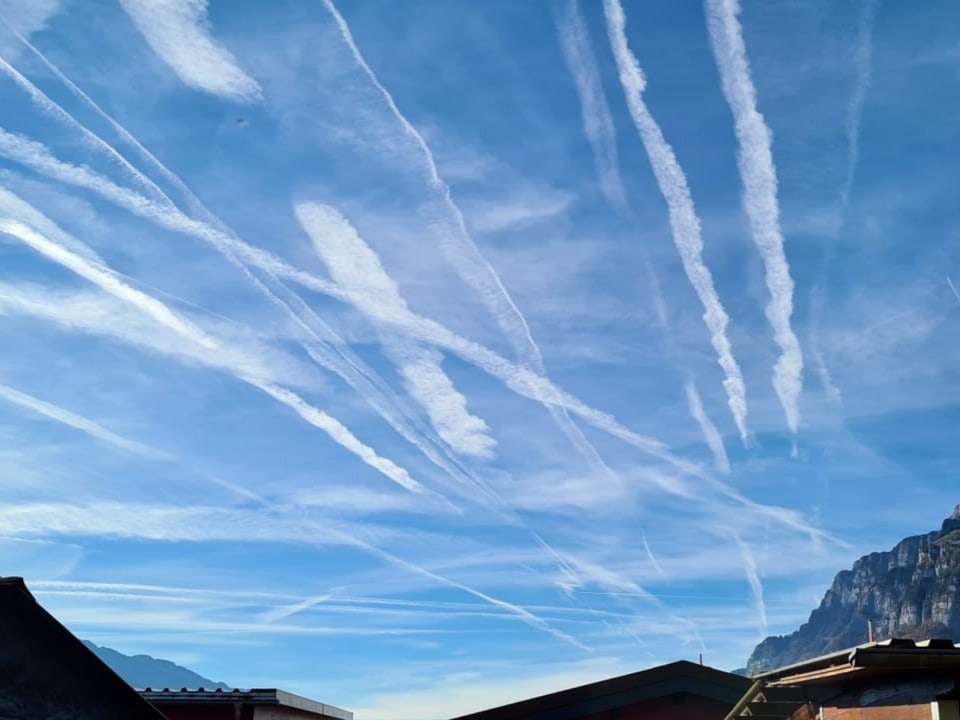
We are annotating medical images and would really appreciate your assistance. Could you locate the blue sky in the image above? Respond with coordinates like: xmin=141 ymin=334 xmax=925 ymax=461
xmin=0 ymin=0 xmax=957 ymax=716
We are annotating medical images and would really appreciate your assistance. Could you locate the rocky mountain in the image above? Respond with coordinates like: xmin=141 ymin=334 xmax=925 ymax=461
xmin=745 ymin=505 xmax=960 ymax=675
xmin=82 ymin=640 xmax=231 ymax=690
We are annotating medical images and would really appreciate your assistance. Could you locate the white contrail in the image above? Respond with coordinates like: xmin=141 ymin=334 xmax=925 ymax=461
xmin=641 ymin=532 xmax=666 ymax=578
xmin=0 ymin=47 xmax=612 ymax=483
xmin=808 ymin=1 xmax=878 ymax=407
xmin=0 ymin=122 xmax=473 ymax=492
xmin=706 ymin=0 xmax=804 ymax=434
xmin=0 ymin=53 xmax=175 ymax=208
xmin=320 ymin=0 xmax=538 ymax=365
xmin=0 ymin=211 xmax=424 ymax=494
xmin=948 ymin=276 xmax=960 ymax=305
xmin=298 ymin=202 xmax=497 ymax=460
xmin=321 ymin=0 xmax=616 ymax=481
xmin=839 ymin=0 xmax=879 ymax=218
xmin=9 ymin=500 xmax=583 ymax=646
xmin=1 ymin=118 xmax=779 ymax=521
xmin=0 ymin=43 xmax=520 ymax=496
xmin=556 ymin=2 xmax=733 ymax=465
xmin=0 ymin=125 xmax=677 ymax=473
xmin=1 ymin=127 xmax=782 ymax=519
xmin=117 ymin=0 xmax=261 ymax=102
xmin=391 ymin=343 xmax=496 ymax=460
xmin=255 ymin=384 xmax=421 ymax=494
xmin=0 ymin=381 xmax=162 ymax=458
xmin=0 ymin=1 xmax=60 ymax=61
xmin=260 ymin=594 xmax=332 ymax=624
xmin=0 ymin=216 xmax=217 ymax=349
xmin=602 ymin=0 xmax=749 ymax=441
xmin=734 ymin=535 xmax=767 ymax=633
xmin=684 ymin=380 xmax=731 ymax=473
xmin=555 ymin=0 xmax=628 ymax=214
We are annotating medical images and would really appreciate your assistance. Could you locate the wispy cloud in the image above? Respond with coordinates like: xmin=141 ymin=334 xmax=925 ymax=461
xmin=0 ymin=102 xmax=683 ymax=490
xmin=321 ymin=0 xmax=618 ymax=482
xmin=641 ymin=532 xmax=666 ymax=578
xmin=117 ymin=0 xmax=261 ymax=102
xmin=6 ymin=471 xmax=581 ymax=649
xmin=0 ymin=105 xmax=476 ymax=492
xmin=734 ymin=535 xmax=768 ymax=634
xmin=839 ymin=0 xmax=879 ymax=218
xmin=556 ymin=2 xmax=732 ymax=467
xmin=705 ymin=0 xmax=804 ymax=434
xmin=684 ymin=380 xmax=731 ymax=473
xmin=297 ymin=202 xmax=496 ymax=460
xmin=0 ymin=381 xmax=161 ymax=458
xmin=259 ymin=594 xmax=333 ymax=624
xmin=0 ymin=214 xmax=217 ymax=349
xmin=0 ymin=198 xmax=424 ymax=495
xmin=602 ymin=0 xmax=750 ymax=441
xmin=555 ymin=0 xmax=628 ymax=214
xmin=0 ymin=0 xmax=60 ymax=60
xmin=948 ymin=276 xmax=960 ymax=306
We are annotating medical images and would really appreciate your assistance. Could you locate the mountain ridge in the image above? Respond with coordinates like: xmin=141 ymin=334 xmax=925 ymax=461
xmin=745 ymin=505 xmax=960 ymax=675
xmin=82 ymin=640 xmax=231 ymax=691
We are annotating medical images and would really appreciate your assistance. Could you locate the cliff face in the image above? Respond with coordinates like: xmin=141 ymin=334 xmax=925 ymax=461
xmin=745 ymin=505 xmax=960 ymax=675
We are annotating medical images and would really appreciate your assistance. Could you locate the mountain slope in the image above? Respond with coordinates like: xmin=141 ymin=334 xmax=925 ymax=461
xmin=746 ymin=505 xmax=960 ymax=675
xmin=83 ymin=640 xmax=231 ymax=690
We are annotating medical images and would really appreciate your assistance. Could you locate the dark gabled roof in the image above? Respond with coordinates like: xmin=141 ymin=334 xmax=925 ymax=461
xmin=0 ymin=576 xmax=167 ymax=720
xmin=450 ymin=660 xmax=752 ymax=720
xmin=140 ymin=687 xmax=353 ymax=720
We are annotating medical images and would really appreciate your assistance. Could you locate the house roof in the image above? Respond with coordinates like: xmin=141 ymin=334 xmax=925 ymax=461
xmin=724 ymin=638 xmax=960 ymax=720
xmin=450 ymin=660 xmax=752 ymax=720
xmin=0 ymin=575 xmax=167 ymax=720
xmin=140 ymin=687 xmax=353 ymax=720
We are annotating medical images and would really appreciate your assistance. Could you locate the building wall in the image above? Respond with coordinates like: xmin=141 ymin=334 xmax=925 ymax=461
xmin=934 ymin=700 xmax=960 ymax=720
xmin=150 ymin=703 xmax=252 ymax=720
xmin=255 ymin=707 xmax=339 ymax=720
xmin=817 ymin=705 xmax=932 ymax=720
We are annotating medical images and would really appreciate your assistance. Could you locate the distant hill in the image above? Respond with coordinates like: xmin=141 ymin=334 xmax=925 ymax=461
xmin=745 ymin=505 xmax=960 ymax=675
xmin=83 ymin=640 xmax=231 ymax=690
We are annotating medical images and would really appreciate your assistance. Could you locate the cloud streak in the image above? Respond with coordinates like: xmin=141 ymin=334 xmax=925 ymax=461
xmin=321 ymin=0 xmax=617 ymax=482
xmin=555 ymin=2 xmax=732 ymax=470
xmin=0 ymin=199 xmax=424 ymax=495
xmin=602 ymin=0 xmax=750 ymax=441
xmin=6 ymin=499 xmax=584 ymax=648
xmin=0 ymin=104 xmax=476 ymax=494
xmin=0 ymin=82 xmax=816 ymax=534
xmin=298 ymin=202 xmax=496 ymax=460
xmin=0 ymin=381 xmax=161 ymax=458
xmin=555 ymin=0 xmax=628 ymax=214
xmin=0 ymin=0 xmax=60 ymax=61
xmin=705 ymin=0 xmax=804 ymax=434
xmin=948 ymin=276 xmax=960 ymax=306
xmin=734 ymin=535 xmax=767 ymax=633
xmin=117 ymin=0 xmax=261 ymax=102
xmin=684 ymin=380 xmax=731 ymax=473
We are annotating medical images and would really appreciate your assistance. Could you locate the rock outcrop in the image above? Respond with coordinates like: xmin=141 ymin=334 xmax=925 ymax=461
xmin=745 ymin=505 xmax=960 ymax=675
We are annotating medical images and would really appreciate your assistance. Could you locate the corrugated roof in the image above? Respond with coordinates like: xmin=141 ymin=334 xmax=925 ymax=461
xmin=757 ymin=637 xmax=960 ymax=683
xmin=140 ymin=687 xmax=353 ymax=720
xmin=725 ymin=638 xmax=960 ymax=720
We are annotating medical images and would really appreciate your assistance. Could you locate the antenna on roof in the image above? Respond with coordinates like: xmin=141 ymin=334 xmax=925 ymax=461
xmin=867 ymin=619 xmax=875 ymax=643
xmin=699 ymin=653 xmax=703 ymax=666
